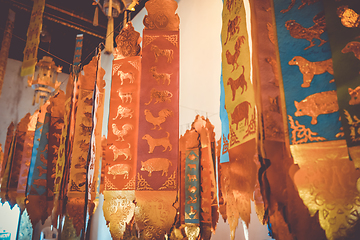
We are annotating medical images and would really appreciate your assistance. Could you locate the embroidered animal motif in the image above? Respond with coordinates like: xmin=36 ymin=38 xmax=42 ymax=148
xmin=37 ymin=166 xmax=47 ymax=177
xmin=150 ymin=66 xmax=172 ymax=85
xmin=288 ymin=56 xmax=333 ymax=88
xmin=84 ymin=97 xmax=93 ymax=106
xmin=187 ymin=164 xmax=197 ymax=170
xmin=108 ymin=164 xmax=131 ymax=179
xmin=140 ymin=158 xmax=172 ymax=177
xmin=80 ymin=123 xmax=92 ymax=136
xmin=187 ymin=174 xmax=197 ymax=182
xmin=151 ymin=45 xmax=173 ymax=63
xmin=342 ymin=41 xmax=360 ymax=61
xmin=117 ymin=71 xmax=134 ymax=85
xmin=226 ymin=0 xmax=235 ymax=11
xmin=294 ymin=90 xmax=339 ymax=125
xmin=33 ymin=178 xmax=47 ymax=188
xmin=142 ymin=132 xmax=172 ymax=153
xmin=281 ymin=0 xmax=319 ymax=13
xmin=226 ymin=36 xmax=245 ymax=72
xmin=188 ymin=185 xmax=197 ymax=193
xmin=189 ymin=206 xmax=197 ymax=216
xmin=116 ymin=88 xmax=132 ymax=103
xmin=269 ymin=96 xmax=280 ymax=113
xmin=349 ymin=86 xmax=360 ymax=105
xmin=112 ymin=123 xmax=133 ymax=141
xmin=225 ymin=16 xmax=240 ymax=45
xmin=231 ymin=101 xmax=251 ymax=130
xmin=109 ymin=143 xmax=132 ymax=160
xmin=227 ymin=65 xmax=247 ymax=101
xmin=337 ymin=6 xmax=360 ymax=28
xmin=188 ymin=154 xmax=197 ymax=161
xmin=144 ymin=108 xmax=173 ymax=130
xmin=78 ymin=139 xmax=89 ymax=152
xmin=187 ymin=196 xmax=198 ymax=204
xmin=265 ymin=57 xmax=279 ymax=86
xmin=285 ymin=12 xmax=327 ymax=50
xmin=145 ymin=88 xmax=173 ymax=105
xmin=113 ymin=105 xmax=133 ymax=120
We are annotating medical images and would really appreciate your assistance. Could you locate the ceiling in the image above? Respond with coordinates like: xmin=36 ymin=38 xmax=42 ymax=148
xmin=0 ymin=0 xmax=147 ymax=74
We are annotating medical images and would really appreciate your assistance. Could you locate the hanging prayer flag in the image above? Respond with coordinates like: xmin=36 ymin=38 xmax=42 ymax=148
xmin=87 ymin=53 xmax=105 ymax=217
xmin=220 ymin=71 xmax=230 ymax=164
xmin=66 ymin=56 xmax=98 ymax=235
xmin=103 ymin=22 xmax=140 ymax=239
xmin=273 ymin=0 xmax=360 ymax=239
xmin=136 ymin=1 xmax=179 ymax=192
xmin=7 ymin=113 xmax=31 ymax=207
xmin=134 ymin=0 xmax=179 ymax=238
xmin=17 ymin=111 xmax=39 ymax=209
xmin=21 ymin=0 xmax=45 ymax=76
xmin=221 ymin=0 xmax=258 ymax=235
xmin=26 ymin=102 xmax=49 ymax=197
xmin=323 ymin=1 xmax=360 ymax=166
xmin=0 ymin=122 xmax=15 ymax=189
xmin=26 ymin=102 xmax=50 ymax=227
xmin=0 ymin=9 xmax=15 ymax=97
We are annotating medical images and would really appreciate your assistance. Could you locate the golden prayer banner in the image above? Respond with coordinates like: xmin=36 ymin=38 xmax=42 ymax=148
xmin=21 ymin=0 xmax=45 ymax=76
xmin=0 ymin=9 xmax=15 ymax=96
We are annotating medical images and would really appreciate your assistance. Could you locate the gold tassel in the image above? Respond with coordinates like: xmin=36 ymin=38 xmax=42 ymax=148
xmin=93 ymin=6 xmax=99 ymax=27
xmin=105 ymin=16 xmax=114 ymax=54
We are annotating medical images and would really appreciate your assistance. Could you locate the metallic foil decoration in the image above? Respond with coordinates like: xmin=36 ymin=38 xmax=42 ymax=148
xmin=46 ymin=91 xmax=66 ymax=217
xmin=7 ymin=113 xmax=31 ymax=207
xmin=25 ymin=102 xmax=49 ymax=197
xmin=273 ymin=1 xmax=360 ymax=239
xmin=103 ymin=22 xmax=141 ymax=239
xmin=137 ymin=9 xmax=179 ymax=193
xmin=102 ymin=190 xmax=136 ymax=239
xmin=221 ymin=0 xmax=257 ymax=238
xmin=273 ymin=0 xmax=342 ymax=144
xmin=337 ymin=5 xmax=360 ymax=28
xmin=134 ymin=191 xmax=177 ymax=239
xmin=113 ymin=22 xmax=141 ymax=60
xmin=134 ymin=1 xmax=179 ymax=238
xmin=73 ymin=34 xmax=83 ymax=72
xmin=284 ymin=12 xmax=327 ymax=51
xmin=184 ymin=141 xmax=200 ymax=225
xmin=27 ymin=104 xmax=51 ymax=227
xmin=66 ymin=56 xmax=99 ymax=235
xmin=143 ymin=0 xmax=180 ymax=31
xmin=193 ymin=116 xmax=218 ymax=233
xmin=0 ymin=122 xmax=15 ymax=199
xmin=323 ymin=1 xmax=360 ymax=167
xmin=0 ymin=9 xmax=15 ymax=97
xmin=16 ymin=110 xmax=39 ymax=210
xmin=21 ymin=0 xmax=45 ymax=76
xmin=249 ymin=1 xmax=288 ymax=230
xmin=291 ymin=140 xmax=360 ymax=240
xmin=87 ymin=53 xmax=106 ymax=216
xmin=179 ymin=117 xmax=219 ymax=239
